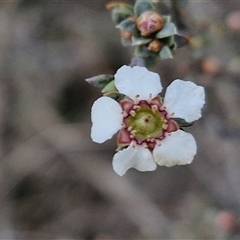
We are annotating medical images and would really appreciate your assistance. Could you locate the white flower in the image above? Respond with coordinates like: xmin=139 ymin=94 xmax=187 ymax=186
xmin=91 ymin=65 xmax=205 ymax=176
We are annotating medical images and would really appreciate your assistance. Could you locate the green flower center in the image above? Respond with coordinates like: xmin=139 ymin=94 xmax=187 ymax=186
xmin=118 ymin=97 xmax=179 ymax=149
xmin=125 ymin=104 xmax=165 ymax=141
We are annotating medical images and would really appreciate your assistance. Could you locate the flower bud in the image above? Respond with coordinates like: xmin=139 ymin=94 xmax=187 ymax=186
xmin=216 ymin=211 xmax=237 ymax=231
xmin=136 ymin=11 xmax=164 ymax=37
xmin=148 ymin=39 xmax=164 ymax=52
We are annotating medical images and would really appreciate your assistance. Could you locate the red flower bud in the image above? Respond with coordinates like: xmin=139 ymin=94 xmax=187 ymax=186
xmin=136 ymin=11 xmax=164 ymax=37
xmin=216 ymin=211 xmax=236 ymax=231
xmin=148 ymin=39 xmax=164 ymax=52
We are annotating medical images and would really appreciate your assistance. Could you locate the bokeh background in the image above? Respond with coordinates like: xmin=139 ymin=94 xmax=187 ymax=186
xmin=1 ymin=0 xmax=240 ymax=239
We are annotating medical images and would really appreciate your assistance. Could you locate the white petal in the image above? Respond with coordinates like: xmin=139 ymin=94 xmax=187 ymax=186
xmin=91 ymin=96 xmax=123 ymax=143
xmin=114 ymin=65 xmax=162 ymax=102
xmin=164 ymin=80 xmax=205 ymax=122
xmin=112 ymin=143 xmax=157 ymax=176
xmin=153 ymin=130 xmax=197 ymax=167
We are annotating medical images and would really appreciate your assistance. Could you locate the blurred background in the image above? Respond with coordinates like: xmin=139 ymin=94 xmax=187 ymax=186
xmin=1 ymin=0 xmax=240 ymax=239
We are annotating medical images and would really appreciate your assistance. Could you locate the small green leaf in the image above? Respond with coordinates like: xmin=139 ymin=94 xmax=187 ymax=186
xmin=86 ymin=74 xmax=114 ymax=88
xmin=111 ymin=6 xmax=134 ymax=24
xmin=174 ymin=34 xmax=190 ymax=48
xmin=166 ymin=35 xmax=174 ymax=47
xmin=171 ymin=118 xmax=194 ymax=127
xmin=162 ymin=15 xmax=171 ymax=24
xmin=143 ymin=56 xmax=158 ymax=68
xmin=131 ymin=36 xmax=152 ymax=46
xmin=134 ymin=0 xmax=155 ymax=17
xmin=103 ymin=91 xmax=125 ymax=102
xmin=116 ymin=18 xmax=136 ymax=33
xmin=156 ymin=22 xmax=177 ymax=39
xmin=121 ymin=37 xmax=132 ymax=46
xmin=159 ymin=45 xmax=173 ymax=59
xmin=101 ymin=80 xmax=117 ymax=93
xmin=135 ymin=45 xmax=152 ymax=57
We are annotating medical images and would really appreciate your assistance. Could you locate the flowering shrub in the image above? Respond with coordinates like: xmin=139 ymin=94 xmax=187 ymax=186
xmin=86 ymin=0 xmax=205 ymax=176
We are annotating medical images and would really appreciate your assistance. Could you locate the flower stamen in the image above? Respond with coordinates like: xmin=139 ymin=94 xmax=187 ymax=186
xmin=131 ymin=141 xmax=137 ymax=149
xmin=162 ymin=123 xmax=168 ymax=130
xmin=121 ymin=111 xmax=128 ymax=117
xmin=155 ymin=139 xmax=162 ymax=146
xmin=133 ymin=105 xmax=140 ymax=110
xmin=131 ymin=129 xmax=138 ymax=136
xmin=127 ymin=126 xmax=133 ymax=131
xmin=142 ymin=142 xmax=148 ymax=148
xmin=130 ymin=110 xmax=136 ymax=116
xmin=151 ymin=104 xmax=158 ymax=112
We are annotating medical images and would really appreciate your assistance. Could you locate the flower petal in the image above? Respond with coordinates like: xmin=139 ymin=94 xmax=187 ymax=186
xmin=153 ymin=130 xmax=197 ymax=167
xmin=115 ymin=65 xmax=162 ymax=102
xmin=91 ymin=96 xmax=123 ymax=143
xmin=112 ymin=143 xmax=157 ymax=176
xmin=164 ymin=80 xmax=205 ymax=122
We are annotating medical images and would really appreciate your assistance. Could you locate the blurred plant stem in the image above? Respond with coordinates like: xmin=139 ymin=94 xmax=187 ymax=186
xmin=129 ymin=56 xmax=146 ymax=67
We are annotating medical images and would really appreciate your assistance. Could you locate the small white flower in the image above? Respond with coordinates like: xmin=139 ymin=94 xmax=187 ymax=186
xmin=91 ymin=65 xmax=205 ymax=176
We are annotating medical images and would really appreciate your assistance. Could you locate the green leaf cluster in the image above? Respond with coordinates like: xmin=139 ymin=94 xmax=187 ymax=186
xmin=85 ymin=74 xmax=124 ymax=101
xmin=107 ymin=0 xmax=189 ymax=67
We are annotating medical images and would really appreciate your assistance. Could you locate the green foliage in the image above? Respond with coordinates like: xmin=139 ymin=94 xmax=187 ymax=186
xmin=156 ymin=22 xmax=177 ymax=39
xmin=174 ymin=34 xmax=190 ymax=48
xmin=107 ymin=0 xmax=190 ymax=67
xmin=85 ymin=74 xmax=114 ymax=89
xmin=116 ymin=18 xmax=136 ymax=33
xmin=142 ymin=56 xmax=158 ymax=68
xmin=172 ymin=118 xmax=194 ymax=127
xmin=135 ymin=45 xmax=154 ymax=57
xmin=121 ymin=37 xmax=132 ymax=47
xmin=159 ymin=45 xmax=173 ymax=59
xmin=162 ymin=15 xmax=171 ymax=24
xmin=101 ymin=80 xmax=117 ymax=94
xmin=131 ymin=36 xmax=152 ymax=46
xmin=109 ymin=3 xmax=134 ymax=24
xmin=103 ymin=91 xmax=125 ymax=102
xmin=134 ymin=0 xmax=155 ymax=17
